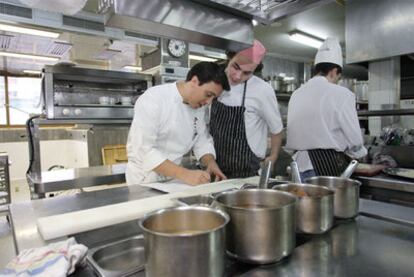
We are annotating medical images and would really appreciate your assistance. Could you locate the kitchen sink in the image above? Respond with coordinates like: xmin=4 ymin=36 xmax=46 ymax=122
xmin=87 ymin=235 xmax=145 ymax=277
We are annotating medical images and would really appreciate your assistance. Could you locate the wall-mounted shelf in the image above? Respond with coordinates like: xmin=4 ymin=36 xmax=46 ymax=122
xmin=357 ymin=109 xmax=414 ymax=117
xmin=276 ymin=93 xmax=291 ymax=101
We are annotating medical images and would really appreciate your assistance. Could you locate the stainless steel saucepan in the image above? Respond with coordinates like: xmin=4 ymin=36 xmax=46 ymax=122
xmin=273 ymin=183 xmax=334 ymax=234
xmin=139 ymin=206 xmax=229 ymax=277
xmin=214 ymin=189 xmax=296 ymax=264
xmin=305 ymin=160 xmax=361 ymax=219
xmin=275 ymin=162 xmax=334 ymax=234
xmin=306 ymin=176 xmax=361 ymax=219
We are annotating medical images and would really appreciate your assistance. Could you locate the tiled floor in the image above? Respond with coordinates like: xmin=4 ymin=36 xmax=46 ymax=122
xmin=0 ymin=179 xmax=31 ymax=268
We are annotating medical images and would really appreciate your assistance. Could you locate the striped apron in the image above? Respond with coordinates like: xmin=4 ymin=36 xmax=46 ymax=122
xmin=308 ymin=149 xmax=351 ymax=176
xmin=210 ymin=82 xmax=261 ymax=178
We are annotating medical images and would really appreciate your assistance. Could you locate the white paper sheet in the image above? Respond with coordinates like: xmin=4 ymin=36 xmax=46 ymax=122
xmin=138 ymin=176 xmax=261 ymax=193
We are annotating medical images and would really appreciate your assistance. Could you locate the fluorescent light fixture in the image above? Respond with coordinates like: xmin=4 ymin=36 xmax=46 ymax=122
xmin=0 ymin=23 xmax=60 ymax=38
xmin=23 ymin=70 xmax=42 ymax=75
xmin=189 ymin=54 xmax=218 ymax=62
xmin=123 ymin=65 xmax=142 ymax=71
xmin=289 ymin=31 xmax=324 ymax=49
xmin=0 ymin=51 xmax=59 ymax=61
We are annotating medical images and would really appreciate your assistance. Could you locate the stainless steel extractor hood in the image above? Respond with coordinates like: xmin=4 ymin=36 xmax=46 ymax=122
xmin=104 ymin=0 xmax=254 ymax=52
xmin=346 ymin=0 xmax=414 ymax=63
xmin=191 ymin=0 xmax=334 ymax=25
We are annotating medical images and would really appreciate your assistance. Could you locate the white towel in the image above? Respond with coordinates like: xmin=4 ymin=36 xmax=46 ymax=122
xmin=0 ymin=237 xmax=87 ymax=277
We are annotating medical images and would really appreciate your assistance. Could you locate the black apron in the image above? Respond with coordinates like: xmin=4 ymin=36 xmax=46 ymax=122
xmin=210 ymin=82 xmax=261 ymax=178
xmin=308 ymin=149 xmax=351 ymax=176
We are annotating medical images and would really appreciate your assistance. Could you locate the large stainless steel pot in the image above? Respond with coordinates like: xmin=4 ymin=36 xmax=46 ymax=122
xmin=306 ymin=177 xmax=361 ymax=219
xmin=273 ymin=183 xmax=334 ymax=234
xmin=139 ymin=206 xmax=229 ymax=277
xmin=214 ymin=189 xmax=296 ymax=264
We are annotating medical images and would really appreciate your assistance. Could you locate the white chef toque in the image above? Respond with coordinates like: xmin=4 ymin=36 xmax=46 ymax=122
xmin=314 ymin=37 xmax=343 ymax=68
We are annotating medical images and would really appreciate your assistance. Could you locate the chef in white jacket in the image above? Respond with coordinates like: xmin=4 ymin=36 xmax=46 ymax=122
xmin=286 ymin=37 xmax=367 ymax=180
xmin=209 ymin=40 xmax=284 ymax=178
xmin=126 ymin=62 xmax=230 ymax=186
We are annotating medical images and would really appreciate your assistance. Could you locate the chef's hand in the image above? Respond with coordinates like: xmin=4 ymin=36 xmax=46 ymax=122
xmin=264 ymin=154 xmax=278 ymax=165
xmin=206 ymin=160 xmax=227 ymax=182
xmin=178 ymin=169 xmax=211 ymax=186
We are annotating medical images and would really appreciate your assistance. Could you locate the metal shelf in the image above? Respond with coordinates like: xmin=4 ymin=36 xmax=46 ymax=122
xmin=276 ymin=93 xmax=291 ymax=101
xmin=0 ymin=153 xmax=11 ymax=206
xmin=357 ymin=109 xmax=414 ymax=117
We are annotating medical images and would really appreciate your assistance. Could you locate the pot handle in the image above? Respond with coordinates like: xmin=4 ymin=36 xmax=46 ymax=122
xmin=340 ymin=160 xmax=359 ymax=179
xmin=290 ymin=161 xmax=302 ymax=183
xmin=258 ymin=160 xmax=272 ymax=189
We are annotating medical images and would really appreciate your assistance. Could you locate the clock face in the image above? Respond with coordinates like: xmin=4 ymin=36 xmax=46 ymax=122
xmin=167 ymin=39 xmax=187 ymax=58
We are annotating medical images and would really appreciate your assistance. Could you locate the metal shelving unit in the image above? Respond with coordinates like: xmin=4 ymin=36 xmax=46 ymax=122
xmin=357 ymin=109 xmax=414 ymax=117
xmin=0 ymin=152 xmax=11 ymax=206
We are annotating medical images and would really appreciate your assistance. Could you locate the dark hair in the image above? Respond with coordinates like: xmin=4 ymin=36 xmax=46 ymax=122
xmin=313 ymin=62 xmax=342 ymax=76
xmin=186 ymin=61 xmax=230 ymax=91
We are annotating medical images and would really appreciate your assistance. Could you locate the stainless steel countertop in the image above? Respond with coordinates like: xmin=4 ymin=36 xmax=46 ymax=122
xmin=27 ymin=163 xmax=127 ymax=195
xmin=9 ymin=184 xmax=160 ymax=252
xmin=357 ymin=174 xmax=414 ymax=193
xmin=9 ymin=185 xmax=414 ymax=277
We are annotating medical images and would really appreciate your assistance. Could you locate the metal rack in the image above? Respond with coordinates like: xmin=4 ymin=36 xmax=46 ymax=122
xmin=0 ymin=152 xmax=11 ymax=206
xmin=357 ymin=108 xmax=414 ymax=117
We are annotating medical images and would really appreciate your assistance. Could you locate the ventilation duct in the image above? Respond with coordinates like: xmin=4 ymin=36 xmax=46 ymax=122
xmin=46 ymin=41 xmax=72 ymax=56
xmin=0 ymin=34 xmax=15 ymax=50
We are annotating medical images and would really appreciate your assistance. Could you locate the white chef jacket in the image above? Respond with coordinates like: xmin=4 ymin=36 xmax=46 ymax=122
xmin=215 ymin=75 xmax=283 ymax=158
xmin=126 ymin=82 xmax=215 ymax=185
xmin=286 ymin=76 xmax=367 ymax=171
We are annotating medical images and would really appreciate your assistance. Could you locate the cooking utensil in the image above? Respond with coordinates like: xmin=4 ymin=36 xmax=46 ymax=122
xmin=340 ymin=160 xmax=359 ymax=179
xmin=306 ymin=176 xmax=360 ymax=219
xmin=139 ymin=206 xmax=229 ymax=277
xmin=273 ymin=183 xmax=334 ymax=234
xmin=214 ymin=189 xmax=296 ymax=264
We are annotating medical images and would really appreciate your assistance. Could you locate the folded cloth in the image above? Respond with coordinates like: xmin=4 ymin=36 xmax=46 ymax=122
xmin=0 ymin=237 xmax=87 ymax=277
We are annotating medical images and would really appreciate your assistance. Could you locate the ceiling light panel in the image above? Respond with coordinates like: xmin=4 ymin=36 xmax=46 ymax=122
xmin=189 ymin=54 xmax=218 ymax=62
xmin=0 ymin=51 xmax=59 ymax=61
xmin=0 ymin=23 xmax=60 ymax=38
xmin=289 ymin=32 xmax=324 ymax=48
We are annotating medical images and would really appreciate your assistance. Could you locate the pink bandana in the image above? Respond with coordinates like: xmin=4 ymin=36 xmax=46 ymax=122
xmin=237 ymin=39 xmax=266 ymax=65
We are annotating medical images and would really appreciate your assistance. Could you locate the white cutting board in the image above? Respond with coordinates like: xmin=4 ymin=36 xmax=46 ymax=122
xmin=37 ymin=177 xmax=259 ymax=241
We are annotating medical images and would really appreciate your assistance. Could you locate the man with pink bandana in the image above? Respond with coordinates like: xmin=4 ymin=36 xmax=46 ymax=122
xmin=210 ymin=40 xmax=283 ymax=178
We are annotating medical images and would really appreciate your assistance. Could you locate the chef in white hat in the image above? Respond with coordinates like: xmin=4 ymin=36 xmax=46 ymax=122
xmin=286 ymin=37 xmax=367 ymax=180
